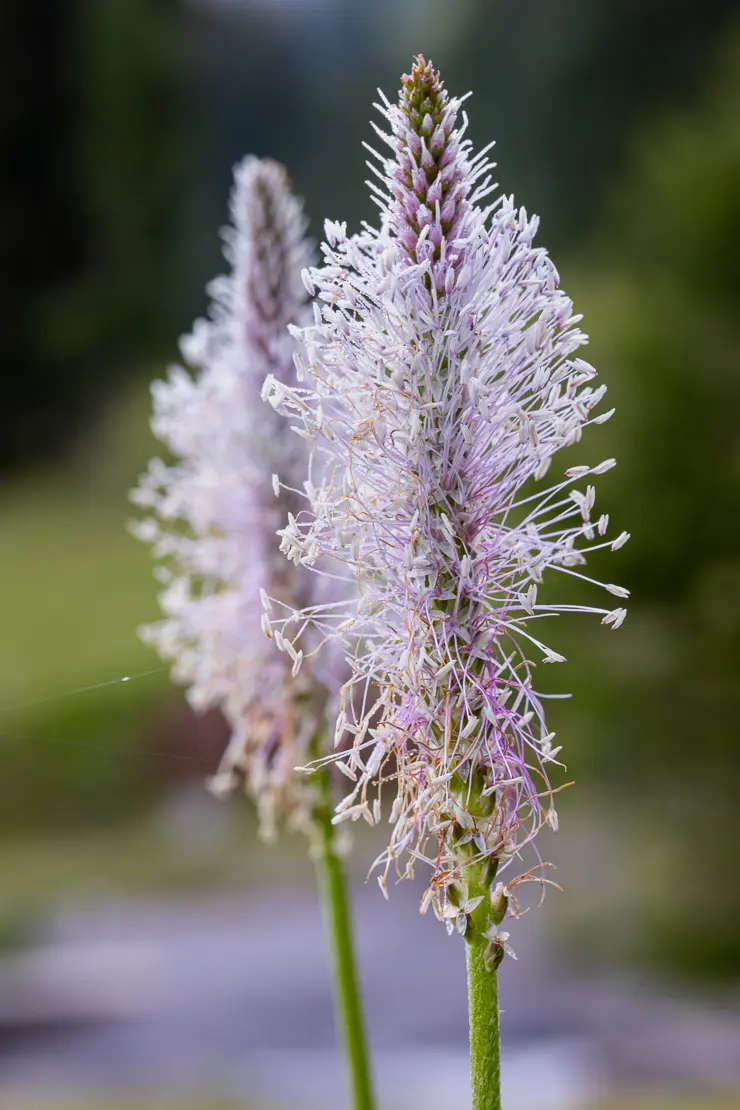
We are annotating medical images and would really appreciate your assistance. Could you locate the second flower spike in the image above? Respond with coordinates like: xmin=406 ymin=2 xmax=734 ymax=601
xmin=132 ymin=157 xmax=329 ymax=838
xmin=132 ymin=156 xmax=376 ymax=1110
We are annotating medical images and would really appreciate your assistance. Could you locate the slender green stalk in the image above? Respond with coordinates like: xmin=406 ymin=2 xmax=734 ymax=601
xmin=313 ymin=766 xmax=375 ymax=1110
xmin=466 ymin=929 xmax=502 ymax=1110
xmin=450 ymin=768 xmax=503 ymax=1108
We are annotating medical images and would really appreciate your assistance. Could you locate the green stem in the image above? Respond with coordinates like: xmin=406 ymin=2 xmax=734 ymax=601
xmin=466 ymin=926 xmax=502 ymax=1110
xmin=313 ymin=767 xmax=375 ymax=1110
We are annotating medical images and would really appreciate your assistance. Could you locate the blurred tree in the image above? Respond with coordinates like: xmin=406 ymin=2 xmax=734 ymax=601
xmin=567 ymin=28 xmax=740 ymax=980
xmin=4 ymin=0 xmax=737 ymax=471
xmin=0 ymin=0 xmax=187 ymax=471
xmin=187 ymin=0 xmax=739 ymax=274
xmin=459 ymin=0 xmax=740 ymax=250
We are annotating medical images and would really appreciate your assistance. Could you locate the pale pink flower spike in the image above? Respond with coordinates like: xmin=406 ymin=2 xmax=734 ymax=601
xmin=267 ymin=58 xmax=628 ymax=955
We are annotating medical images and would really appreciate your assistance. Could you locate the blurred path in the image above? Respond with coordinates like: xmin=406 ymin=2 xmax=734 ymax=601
xmin=0 ymin=881 xmax=738 ymax=1108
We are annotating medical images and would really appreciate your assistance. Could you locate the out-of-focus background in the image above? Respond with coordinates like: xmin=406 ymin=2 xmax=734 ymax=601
xmin=2 ymin=1 xmax=739 ymax=1107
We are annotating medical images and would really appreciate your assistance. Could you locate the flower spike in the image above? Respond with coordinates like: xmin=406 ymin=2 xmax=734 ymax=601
xmin=266 ymin=58 xmax=628 ymax=939
xmin=131 ymin=157 xmax=329 ymax=839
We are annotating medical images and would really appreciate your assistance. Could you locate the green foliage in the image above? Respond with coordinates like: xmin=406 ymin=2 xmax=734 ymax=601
xmin=563 ymin=32 xmax=740 ymax=979
xmin=450 ymin=0 xmax=739 ymax=250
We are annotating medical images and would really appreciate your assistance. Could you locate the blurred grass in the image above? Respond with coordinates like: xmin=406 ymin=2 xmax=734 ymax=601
xmin=0 ymin=803 xmax=309 ymax=955
xmin=0 ymin=474 xmax=159 ymax=707
xmin=0 ymin=798 xmax=306 ymax=892
xmin=0 ymin=381 xmax=161 ymax=705
xmin=0 ymin=811 xmax=258 ymax=903
xmin=0 ymin=380 xmax=172 ymax=828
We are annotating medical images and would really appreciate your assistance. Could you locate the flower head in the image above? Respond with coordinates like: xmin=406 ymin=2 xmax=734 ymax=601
xmin=266 ymin=58 xmax=628 ymax=936
xmin=131 ymin=156 xmax=331 ymax=838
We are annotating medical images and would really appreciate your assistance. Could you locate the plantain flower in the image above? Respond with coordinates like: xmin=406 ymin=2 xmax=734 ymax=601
xmin=266 ymin=58 xmax=628 ymax=951
xmin=131 ymin=156 xmax=330 ymax=839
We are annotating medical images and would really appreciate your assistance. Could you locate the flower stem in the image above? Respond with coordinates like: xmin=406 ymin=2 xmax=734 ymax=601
xmin=466 ymin=929 xmax=502 ymax=1110
xmin=313 ymin=767 xmax=375 ymax=1110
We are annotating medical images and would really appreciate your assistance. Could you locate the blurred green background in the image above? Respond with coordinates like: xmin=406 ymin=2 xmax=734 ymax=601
xmin=1 ymin=1 xmax=739 ymax=1106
